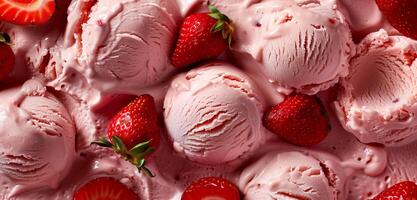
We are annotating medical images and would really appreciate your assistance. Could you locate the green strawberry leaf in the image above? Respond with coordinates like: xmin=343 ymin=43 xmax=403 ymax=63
xmin=91 ymin=137 xmax=113 ymax=148
xmin=208 ymin=5 xmax=220 ymax=14
xmin=208 ymin=13 xmax=221 ymax=20
xmin=141 ymin=167 xmax=155 ymax=177
xmin=207 ymin=5 xmax=234 ymax=45
xmin=132 ymin=147 xmax=156 ymax=160
xmin=136 ymin=160 xmax=155 ymax=177
xmin=211 ymin=21 xmax=225 ymax=32
xmin=137 ymin=158 xmax=145 ymax=167
xmin=93 ymin=136 xmax=156 ymax=177
xmin=129 ymin=140 xmax=152 ymax=155
xmin=112 ymin=136 xmax=127 ymax=153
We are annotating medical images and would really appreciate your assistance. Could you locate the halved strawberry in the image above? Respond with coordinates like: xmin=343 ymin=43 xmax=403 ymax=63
xmin=182 ymin=177 xmax=240 ymax=200
xmin=73 ymin=177 xmax=139 ymax=200
xmin=0 ymin=0 xmax=56 ymax=25
xmin=93 ymin=94 xmax=161 ymax=177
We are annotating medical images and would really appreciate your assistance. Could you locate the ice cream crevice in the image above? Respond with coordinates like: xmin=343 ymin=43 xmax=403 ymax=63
xmin=275 ymin=191 xmax=311 ymax=200
xmin=319 ymin=162 xmax=338 ymax=188
xmin=0 ymin=153 xmax=49 ymax=180
xmin=186 ymin=110 xmax=227 ymax=135
xmin=194 ymin=113 xmax=238 ymax=134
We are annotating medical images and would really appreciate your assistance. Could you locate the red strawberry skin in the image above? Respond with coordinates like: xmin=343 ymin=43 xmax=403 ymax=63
xmin=0 ymin=0 xmax=56 ymax=25
xmin=373 ymin=181 xmax=417 ymax=200
xmin=182 ymin=177 xmax=240 ymax=200
xmin=171 ymin=13 xmax=227 ymax=68
xmin=375 ymin=0 xmax=417 ymax=39
xmin=0 ymin=42 xmax=15 ymax=81
xmin=73 ymin=177 xmax=139 ymax=200
xmin=108 ymin=94 xmax=160 ymax=150
xmin=263 ymin=94 xmax=330 ymax=146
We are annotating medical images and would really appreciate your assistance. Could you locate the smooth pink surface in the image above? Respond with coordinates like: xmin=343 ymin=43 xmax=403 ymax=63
xmin=0 ymin=0 xmax=416 ymax=199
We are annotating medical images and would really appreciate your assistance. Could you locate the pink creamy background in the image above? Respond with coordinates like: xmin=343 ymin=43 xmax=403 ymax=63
xmin=0 ymin=0 xmax=415 ymax=199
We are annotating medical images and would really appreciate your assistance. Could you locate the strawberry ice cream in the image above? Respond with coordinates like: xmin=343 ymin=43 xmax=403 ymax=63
xmin=240 ymin=151 xmax=347 ymax=200
xmin=45 ymin=0 xmax=181 ymax=103
xmin=208 ymin=0 xmax=354 ymax=94
xmin=335 ymin=30 xmax=417 ymax=146
xmin=164 ymin=63 xmax=265 ymax=165
xmin=0 ymin=0 xmax=69 ymax=87
xmin=1 ymin=0 xmax=417 ymax=199
xmin=0 ymin=79 xmax=75 ymax=195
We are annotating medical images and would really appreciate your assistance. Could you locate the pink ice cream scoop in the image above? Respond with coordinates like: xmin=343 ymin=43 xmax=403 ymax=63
xmin=47 ymin=0 xmax=181 ymax=96
xmin=239 ymin=151 xmax=347 ymax=200
xmin=212 ymin=0 xmax=353 ymax=94
xmin=164 ymin=63 xmax=265 ymax=165
xmin=0 ymin=79 xmax=76 ymax=191
xmin=335 ymin=30 xmax=417 ymax=146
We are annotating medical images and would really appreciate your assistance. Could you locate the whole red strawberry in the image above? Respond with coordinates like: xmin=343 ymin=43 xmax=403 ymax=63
xmin=375 ymin=0 xmax=417 ymax=39
xmin=171 ymin=5 xmax=234 ymax=68
xmin=263 ymin=94 xmax=330 ymax=146
xmin=73 ymin=177 xmax=139 ymax=200
xmin=0 ymin=33 xmax=15 ymax=81
xmin=0 ymin=0 xmax=56 ymax=25
xmin=182 ymin=177 xmax=240 ymax=200
xmin=373 ymin=181 xmax=417 ymax=200
xmin=93 ymin=94 xmax=160 ymax=177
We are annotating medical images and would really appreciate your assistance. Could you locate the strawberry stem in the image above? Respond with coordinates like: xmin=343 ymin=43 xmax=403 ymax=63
xmin=207 ymin=5 xmax=234 ymax=47
xmin=92 ymin=136 xmax=155 ymax=177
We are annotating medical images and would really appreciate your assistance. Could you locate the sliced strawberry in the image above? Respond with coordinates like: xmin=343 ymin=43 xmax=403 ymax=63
xmin=171 ymin=5 xmax=234 ymax=68
xmin=93 ymin=94 xmax=160 ymax=177
xmin=375 ymin=0 xmax=417 ymax=39
xmin=373 ymin=181 xmax=417 ymax=200
xmin=0 ymin=32 xmax=14 ymax=81
xmin=73 ymin=177 xmax=139 ymax=200
xmin=263 ymin=94 xmax=331 ymax=146
xmin=182 ymin=177 xmax=240 ymax=200
xmin=0 ymin=0 xmax=56 ymax=25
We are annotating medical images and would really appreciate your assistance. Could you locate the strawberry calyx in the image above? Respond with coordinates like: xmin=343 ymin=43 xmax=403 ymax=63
xmin=207 ymin=5 xmax=234 ymax=46
xmin=0 ymin=32 xmax=11 ymax=44
xmin=93 ymin=136 xmax=155 ymax=177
